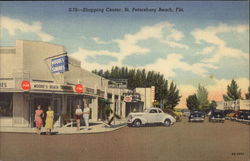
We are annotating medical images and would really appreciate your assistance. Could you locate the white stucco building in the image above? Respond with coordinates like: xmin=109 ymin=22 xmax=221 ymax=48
xmin=0 ymin=40 xmax=141 ymax=127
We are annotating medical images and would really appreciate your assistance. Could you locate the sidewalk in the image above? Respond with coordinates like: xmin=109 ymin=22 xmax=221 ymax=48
xmin=0 ymin=119 xmax=127 ymax=135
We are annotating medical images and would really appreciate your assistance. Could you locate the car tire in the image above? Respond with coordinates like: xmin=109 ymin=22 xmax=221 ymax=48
xmin=164 ymin=119 xmax=171 ymax=127
xmin=133 ymin=119 xmax=142 ymax=127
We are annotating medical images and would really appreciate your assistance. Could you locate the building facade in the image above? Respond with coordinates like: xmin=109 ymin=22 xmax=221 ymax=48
xmin=0 ymin=40 xmax=136 ymax=127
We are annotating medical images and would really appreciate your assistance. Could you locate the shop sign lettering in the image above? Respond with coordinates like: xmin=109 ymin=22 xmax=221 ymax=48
xmin=51 ymin=56 xmax=69 ymax=73
xmin=31 ymin=83 xmax=73 ymax=91
xmin=0 ymin=80 xmax=15 ymax=89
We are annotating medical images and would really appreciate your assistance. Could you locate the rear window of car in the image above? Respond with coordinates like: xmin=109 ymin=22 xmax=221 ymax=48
xmin=150 ymin=109 xmax=158 ymax=113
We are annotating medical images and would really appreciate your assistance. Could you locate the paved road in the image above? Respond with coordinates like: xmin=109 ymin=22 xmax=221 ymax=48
xmin=1 ymin=118 xmax=249 ymax=161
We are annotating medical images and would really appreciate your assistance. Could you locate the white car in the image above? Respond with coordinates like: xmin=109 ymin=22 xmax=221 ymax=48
xmin=127 ymin=107 xmax=176 ymax=127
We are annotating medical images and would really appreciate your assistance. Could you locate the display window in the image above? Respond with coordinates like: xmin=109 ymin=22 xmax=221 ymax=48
xmin=0 ymin=93 xmax=13 ymax=117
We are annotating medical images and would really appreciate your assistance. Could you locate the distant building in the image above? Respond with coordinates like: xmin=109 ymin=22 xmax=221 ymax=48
xmin=216 ymin=99 xmax=250 ymax=110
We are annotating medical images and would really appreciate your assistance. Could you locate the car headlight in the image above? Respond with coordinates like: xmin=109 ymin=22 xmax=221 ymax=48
xmin=190 ymin=115 xmax=193 ymax=118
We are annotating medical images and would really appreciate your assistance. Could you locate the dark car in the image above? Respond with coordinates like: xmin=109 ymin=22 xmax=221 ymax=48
xmin=236 ymin=110 xmax=250 ymax=124
xmin=209 ymin=110 xmax=225 ymax=123
xmin=223 ymin=109 xmax=234 ymax=116
xmin=189 ymin=110 xmax=205 ymax=122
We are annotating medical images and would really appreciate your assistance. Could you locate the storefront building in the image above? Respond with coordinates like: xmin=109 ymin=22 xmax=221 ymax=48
xmin=0 ymin=40 xmax=131 ymax=127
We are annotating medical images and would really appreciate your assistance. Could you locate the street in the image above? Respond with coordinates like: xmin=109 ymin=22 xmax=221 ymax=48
xmin=0 ymin=118 xmax=249 ymax=161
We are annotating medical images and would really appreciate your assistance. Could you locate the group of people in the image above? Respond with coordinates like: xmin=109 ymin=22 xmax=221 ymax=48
xmin=34 ymin=105 xmax=54 ymax=135
xmin=34 ymin=103 xmax=90 ymax=135
xmin=75 ymin=103 xmax=90 ymax=131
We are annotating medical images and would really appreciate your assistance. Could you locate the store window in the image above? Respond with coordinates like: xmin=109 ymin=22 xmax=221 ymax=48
xmin=0 ymin=93 xmax=13 ymax=117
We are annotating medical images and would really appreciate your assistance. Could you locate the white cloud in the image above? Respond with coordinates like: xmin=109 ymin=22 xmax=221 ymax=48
xmin=92 ymin=37 xmax=111 ymax=44
xmin=195 ymin=46 xmax=216 ymax=56
xmin=0 ymin=16 xmax=54 ymax=41
xmin=113 ymin=21 xmax=189 ymax=62
xmin=191 ymin=23 xmax=249 ymax=63
xmin=143 ymin=53 xmax=217 ymax=78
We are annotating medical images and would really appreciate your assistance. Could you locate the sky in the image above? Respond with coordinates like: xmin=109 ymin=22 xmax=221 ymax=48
xmin=0 ymin=1 xmax=249 ymax=108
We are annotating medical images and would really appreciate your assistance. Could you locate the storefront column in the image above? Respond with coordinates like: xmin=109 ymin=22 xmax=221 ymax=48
xmin=121 ymin=101 xmax=126 ymax=119
xmin=90 ymin=97 xmax=98 ymax=122
xmin=13 ymin=93 xmax=29 ymax=127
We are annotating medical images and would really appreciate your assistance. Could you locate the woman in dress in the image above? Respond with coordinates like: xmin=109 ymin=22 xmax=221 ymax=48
xmin=75 ymin=104 xmax=82 ymax=131
xmin=45 ymin=106 xmax=54 ymax=135
xmin=34 ymin=105 xmax=44 ymax=135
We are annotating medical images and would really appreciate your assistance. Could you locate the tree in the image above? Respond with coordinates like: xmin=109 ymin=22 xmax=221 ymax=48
xmin=197 ymin=84 xmax=209 ymax=109
xmin=245 ymin=86 xmax=250 ymax=100
xmin=164 ymin=81 xmax=181 ymax=109
xmin=209 ymin=100 xmax=217 ymax=110
xmin=92 ymin=66 xmax=181 ymax=108
xmin=223 ymin=79 xmax=242 ymax=101
xmin=186 ymin=94 xmax=200 ymax=111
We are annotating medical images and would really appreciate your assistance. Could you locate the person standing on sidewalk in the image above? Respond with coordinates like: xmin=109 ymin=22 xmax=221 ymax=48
xmin=83 ymin=103 xmax=90 ymax=130
xmin=75 ymin=104 xmax=82 ymax=131
xmin=45 ymin=106 xmax=54 ymax=135
xmin=34 ymin=105 xmax=44 ymax=135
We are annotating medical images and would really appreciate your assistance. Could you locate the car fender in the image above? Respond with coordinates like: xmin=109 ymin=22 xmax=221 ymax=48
xmin=162 ymin=115 xmax=175 ymax=124
xmin=131 ymin=117 xmax=147 ymax=124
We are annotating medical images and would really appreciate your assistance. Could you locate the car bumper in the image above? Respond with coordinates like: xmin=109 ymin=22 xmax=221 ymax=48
xmin=210 ymin=118 xmax=225 ymax=122
xmin=189 ymin=118 xmax=204 ymax=122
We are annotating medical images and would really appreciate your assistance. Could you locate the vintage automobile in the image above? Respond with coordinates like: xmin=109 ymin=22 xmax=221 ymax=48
xmin=209 ymin=110 xmax=225 ymax=123
xmin=127 ymin=107 xmax=176 ymax=127
xmin=236 ymin=110 xmax=250 ymax=124
xmin=189 ymin=110 xmax=205 ymax=122
xmin=225 ymin=111 xmax=237 ymax=120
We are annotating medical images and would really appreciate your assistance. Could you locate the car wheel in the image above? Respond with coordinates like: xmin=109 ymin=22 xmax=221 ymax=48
xmin=164 ymin=119 xmax=171 ymax=127
xmin=133 ymin=119 xmax=141 ymax=127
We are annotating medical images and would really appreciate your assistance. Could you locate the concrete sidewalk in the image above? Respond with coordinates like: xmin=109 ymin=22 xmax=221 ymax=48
xmin=0 ymin=119 xmax=127 ymax=135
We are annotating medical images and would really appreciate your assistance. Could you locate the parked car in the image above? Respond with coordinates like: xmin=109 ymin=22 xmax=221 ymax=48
xmin=236 ymin=110 xmax=250 ymax=124
xmin=181 ymin=109 xmax=190 ymax=117
xmin=173 ymin=109 xmax=183 ymax=117
xmin=242 ymin=110 xmax=250 ymax=124
xmin=162 ymin=108 xmax=182 ymax=122
xmin=189 ymin=110 xmax=205 ymax=122
xmin=223 ymin=109 xmax=234 ymax=116
xmin=127 ymin=107 xmax=176 ymax=127
xmin=225 ymin=111 xmax=237 ymax=120
xmin=209 ymin=110 xmax=225 ymax=123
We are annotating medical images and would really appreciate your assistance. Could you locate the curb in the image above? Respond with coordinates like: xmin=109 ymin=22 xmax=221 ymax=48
xmin=0 ymin=124 xmax=127 ymax=135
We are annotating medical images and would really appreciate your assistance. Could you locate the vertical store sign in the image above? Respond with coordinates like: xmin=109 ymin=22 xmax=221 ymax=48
xmin=151 ymin=86 xmax=155 ymax=103
xmin=51 ymin=56 xmax=69 ymax=73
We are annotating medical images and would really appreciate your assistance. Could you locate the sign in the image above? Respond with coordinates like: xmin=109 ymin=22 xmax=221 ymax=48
xmin=75 ymin=84 xmax=85 ymax=93
xmin=124 ymin=95 xmax=132 ymax=102
xmin=21 ymin=80 xmax=31 ymax=91
xmin=108 ymin=79 xmax=127 ymax=89
xmin=151 ymin=86 xmax=155 ymax=102
xmin=31 ymin=82 xmax=73 ymax=92
xmin=0 ymin=80 xmax=14 ymax=89
xmin=51 ymin=56 xmax=69 ymax=73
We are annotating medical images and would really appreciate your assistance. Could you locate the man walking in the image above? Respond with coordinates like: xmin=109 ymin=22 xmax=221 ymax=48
xmin=83 ymin=102 xmax=90 ymax=130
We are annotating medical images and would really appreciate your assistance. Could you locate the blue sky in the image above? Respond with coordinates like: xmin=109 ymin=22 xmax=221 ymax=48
xmin=0 ymin=1 xmax=249 ymax=106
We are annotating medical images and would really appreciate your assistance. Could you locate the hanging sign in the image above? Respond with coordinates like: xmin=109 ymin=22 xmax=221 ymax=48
xmin=51 ymin=56 xmax=69 ymax=73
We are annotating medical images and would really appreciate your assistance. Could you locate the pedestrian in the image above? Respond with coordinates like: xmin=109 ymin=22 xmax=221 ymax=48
xmin=34 ymin=105 xmax=44 ymax=135
xmin=83 ymin=102 xmax=90 ymax=130
xmin=75 ymin=104 xmax=82 ymax=131
xmin=45 ymin=106 xmax=54 ymax=135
